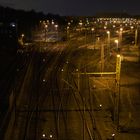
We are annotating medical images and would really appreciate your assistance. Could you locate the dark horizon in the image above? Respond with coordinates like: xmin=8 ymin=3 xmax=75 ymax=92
xmin=1 ymin=5 xmax=140 ymax=18
xmin=1 ymin=0 xmax=140 ymax=16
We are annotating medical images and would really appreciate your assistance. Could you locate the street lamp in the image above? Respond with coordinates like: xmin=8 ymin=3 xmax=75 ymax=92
xmin=51 ymin=20 xmax=54 ymax=25
xmin=79 ymin=21 xmax=83 ymax=32
xmin=115 ymin=39 xmax=119 ymax=49
xmin=42 ymin=134 xmax=47 ymax=140
xmin=45 ymin=25 xmax=48 ymax=42
xmin=112 ymin=133 xmax=115 ymax=140
xmin=115 ymin=54 xmax=121 ymax=128
xmin=91 ymin=28 xmax=95 ymax=49
xmin=41 ymin=133 xmax=54 ymax=140
xmin=21 ymin=33 xmax=24 ymax=38
xmin=107 ymin=30 xmax=110 ymax=34
xmin=49 ymin=134 xmax=53 ymax=139
xmin=119 ymin=28 xmax=123 ymax=45
xmin=91 ymin=28 xmax=94 ymax=32
xmin=113 ymin=25 xmax=116 ymax=28
xmin=19 ymin=33 xmax=25 ymax=46
xmin=67 ymin=26 xmax=70 ymax=39
xmin=78 ymin=21 xmax=83 ymax=36
xmin=54 ymin=24 xmax=59 ymax=41
xmin=120 ymin=28 xmax=123 ymax=31
xmin=54 ymin=24 xmax=58 ymax=30
xmin=79 ymin=22 xmax=83 ymax=26
xmin=104 ymin=26 xmax=107 ymax=29
xmin=130 ymin=26 xmax=134 ymax=30
xmin=135 ymin=28 xmax=138 ymax=46
xmin=42 ymin=134 xmax=46 ymax=138
xmin=115 ymin=39 xmax=121 ymax=52
xmin=107 ymin=31 xmax=110 ymax=54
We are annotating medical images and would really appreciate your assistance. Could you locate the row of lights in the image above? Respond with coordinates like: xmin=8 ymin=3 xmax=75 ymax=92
xmin=42 ymin=133 xmax=53 ymax=139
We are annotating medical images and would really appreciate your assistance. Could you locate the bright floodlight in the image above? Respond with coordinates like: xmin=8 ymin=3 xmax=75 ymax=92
xmin=76 ymin=69 xmax=79 ymax=72
xmin=11 ymin=23 xmax=16 ymax=27
xmin=117 ymin=54 xmax=120 ymax=57
xmin=112 ymin=133 xmax=115 ymax=137
xmin=120 ymin=28 xmax=123 ymax=31
xmin=42 ymin=134 xmax=46 ymax=138
xmin=79 ymin=22 xmax=83 ymax=26
xmin=55 ymin=24 xmax=58 ymax=28
xmin=21 ymin=34 xmax=24 ymax=37
xmin=99 ymin=104 xmax=102 ymax=107
xmin=113 ymin=25 xmax=116 ymax=28
xmin=115 ymin=40 xmax=118 ymax=44
xmin=107 ymin=31 xmax=110 ymax=34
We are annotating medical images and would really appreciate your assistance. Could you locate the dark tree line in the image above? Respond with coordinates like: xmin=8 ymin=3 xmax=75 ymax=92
xmin=0 ymin=5 xmax=66 ymax=40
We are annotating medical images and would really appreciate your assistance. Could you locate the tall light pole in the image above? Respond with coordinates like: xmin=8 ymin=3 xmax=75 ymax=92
xmin=79 ymin=21 xmax=83 ymax=33
xmin=45 ymin=24 xmax=48 ymax=42
xmin=107 ymin=31 xmax=110 ymax=55
xmin=67 ymin=26 xmax=70 ymax=41
xmin=115 ymin=39 xmax=119 ymax=51
xmin=135 ymin=28 xmax=138 ymax=47
xmin=119 ymin=28 xmax=123 ymax=46
xmin=114 ymin=54 xmax=121 ymax=128
xmin=55 ymin=24 xmax=58 ymax=30
xmin=91 ymin=28 xmax=95 ymax=49
xmin=55 ymin=24 xmax=58 ymax=40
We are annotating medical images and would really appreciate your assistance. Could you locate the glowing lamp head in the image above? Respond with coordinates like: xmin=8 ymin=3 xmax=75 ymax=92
xmin=55 ymin=24 xmax=58 ymax=28
xmin=115 ymin=40 xmax=118 ymax=44
xmin=50 ymin=134 xmax=53 ymax=138
xmin=107 ymin=31 xmax=110 ymax=34
xmin=21 ymin=34 xmax=24 ymax=37
xmin=120 ymin=28 xmax=123 ymax=31
xmin=117 ymin=54 xmax=120 ymax=58
xmin=42 ymin=134 xmax=46 ymax=138
xmin=112 ymin=133 xmax=115 ymax=137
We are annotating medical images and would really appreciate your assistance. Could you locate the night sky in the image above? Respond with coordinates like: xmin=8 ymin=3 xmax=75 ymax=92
xmin=0 ymin=0 xmax=140 ymax=16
